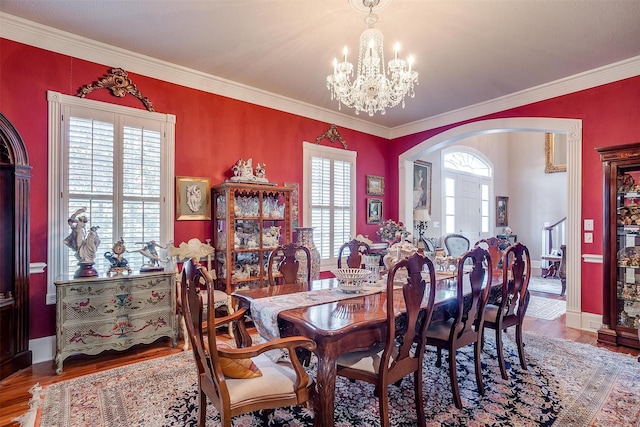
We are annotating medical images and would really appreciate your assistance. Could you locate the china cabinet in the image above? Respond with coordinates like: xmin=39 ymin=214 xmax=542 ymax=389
xmin=55 ymin=271 xmax=176 ymax=374
xmin=597 ymin=143 xmax=640 ymax=350
xmin=212 ymin=182 xmax=292 ymax=293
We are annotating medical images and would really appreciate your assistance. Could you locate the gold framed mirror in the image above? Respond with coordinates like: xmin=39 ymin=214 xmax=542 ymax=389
xmin=544 ymin=133 xmax=567 ymax=173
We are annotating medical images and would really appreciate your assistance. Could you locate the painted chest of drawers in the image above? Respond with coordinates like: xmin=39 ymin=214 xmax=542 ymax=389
xmin=55 ymin=271 xmax=176 ymax=374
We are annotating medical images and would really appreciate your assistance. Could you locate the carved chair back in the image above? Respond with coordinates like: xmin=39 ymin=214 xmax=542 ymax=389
xmin=337 ymin=239 xmax=371 ymax=268
xmin=267 ymin=242 xmax=311 ymax=285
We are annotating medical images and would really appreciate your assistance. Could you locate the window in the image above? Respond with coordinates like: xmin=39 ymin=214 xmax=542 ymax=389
xmin=47 ymin=91 xmax=175 ymax=302
xmin=441 ymin=148 xmax=493 ymax=240
xmin=303 ymin=142 xmax=356 ymax=269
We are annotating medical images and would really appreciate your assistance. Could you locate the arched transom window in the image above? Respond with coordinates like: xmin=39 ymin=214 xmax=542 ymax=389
xmin=443 ymin=151 xmax=492 ymax=177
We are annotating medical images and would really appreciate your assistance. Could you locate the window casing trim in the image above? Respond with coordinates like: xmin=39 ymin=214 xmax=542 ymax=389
xmin=302 ymin=141 xmax=356 ymax=270
xmin=46 ymin=91 xmax=175 ymax=303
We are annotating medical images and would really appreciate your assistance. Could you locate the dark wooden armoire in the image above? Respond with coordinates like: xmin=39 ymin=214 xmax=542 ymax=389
xmin=0 ymin=113 xmax=32 ymax=379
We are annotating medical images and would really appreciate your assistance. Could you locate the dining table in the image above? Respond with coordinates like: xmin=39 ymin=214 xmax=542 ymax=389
xmin=232 ymin=270 xmax=502 ymax=427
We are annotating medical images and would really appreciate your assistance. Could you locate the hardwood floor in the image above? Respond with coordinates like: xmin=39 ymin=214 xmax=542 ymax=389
xmin=1 ymin=290 xmax=638 ymax=427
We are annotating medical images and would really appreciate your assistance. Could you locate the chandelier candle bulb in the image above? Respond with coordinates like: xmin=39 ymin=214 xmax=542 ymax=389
xmin=394 ymin=42 xmax=399 ymax=59
xmin=343 ymin=45 xmax=348 ymax=62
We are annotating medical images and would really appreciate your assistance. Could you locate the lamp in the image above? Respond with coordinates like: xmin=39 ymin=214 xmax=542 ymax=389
xmin=326 ymin=0 xmax=419 ymax=116
xmin=413 ymin=209 xmax=431 ymax=250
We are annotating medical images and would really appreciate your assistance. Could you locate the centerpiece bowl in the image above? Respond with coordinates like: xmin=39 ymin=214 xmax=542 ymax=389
xmin=331 ymin=268 xmax=372 ymax=293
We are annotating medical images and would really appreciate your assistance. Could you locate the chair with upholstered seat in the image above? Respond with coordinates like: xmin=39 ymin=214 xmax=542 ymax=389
xmin=482 ymin=242 xmax=531 ymax=380
xmin=444 ymin=233 xmax=470 ymax=258
xmin=337 ymin=239 xmax=371 ymax=268
xmin=181 ymin=257 xmax=317 ymax=427
xmin=336 ymin=252 xmax=437 ymax=427
xmin=425 ymin=246 xmax=492 ymax=409
xmin=267 ymin=242 xmax=311 ymax=286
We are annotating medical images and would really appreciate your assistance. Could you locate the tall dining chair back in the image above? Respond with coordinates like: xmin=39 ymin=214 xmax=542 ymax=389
xmin=483 ymin=242 xmax=531 ymax=379
xmin=425 ymin=246 xmax=492 ymax=409
xmin=181 ymin=257 xmax=316 ymax=427
xmin=337 ymin=239 xmax=371 ymax=268
xmin=267 ymin=242 xmax=311 ymax=285
xmin=444 ymin=233 xmax=470 ymax=258
xmin=475 ymin=236 xmax=510 ymax=271
xmin=336 ymin=252 xmax=437 ymax=427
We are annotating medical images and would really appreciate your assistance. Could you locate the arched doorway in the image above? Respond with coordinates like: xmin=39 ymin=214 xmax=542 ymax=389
xmin=397 ymin=117 xmax=582 ymax=329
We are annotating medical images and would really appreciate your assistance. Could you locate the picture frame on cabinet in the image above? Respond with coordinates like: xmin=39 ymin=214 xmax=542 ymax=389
xmin=366 ymin=175 xmax=384 ymax=195
xmin=176 ymin=176 xmax=211 ymax=220
xmin=367 ymin=198 xmax=383 ymax=224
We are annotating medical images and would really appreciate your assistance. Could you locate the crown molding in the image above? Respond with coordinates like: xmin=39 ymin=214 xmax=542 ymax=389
xmin=2 ymin=12 xmax=639 ymax=140
xmin=389 ymin=56 xmax=640 ymax=139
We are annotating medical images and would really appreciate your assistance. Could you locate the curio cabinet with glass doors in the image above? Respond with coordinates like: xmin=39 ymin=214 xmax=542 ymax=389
xmin=597 ymin=143 xmax=640 ymax=350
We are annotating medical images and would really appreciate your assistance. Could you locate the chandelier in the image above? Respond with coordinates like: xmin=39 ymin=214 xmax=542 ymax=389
xmin=326 ymin=0 xmax=418 ymax=116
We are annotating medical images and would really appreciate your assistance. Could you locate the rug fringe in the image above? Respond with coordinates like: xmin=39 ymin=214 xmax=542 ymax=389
xmin=12 ymin=383 xmax=43 ymax=427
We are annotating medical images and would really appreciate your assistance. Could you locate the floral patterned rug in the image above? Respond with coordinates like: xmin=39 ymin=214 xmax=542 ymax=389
xmin=18 ymin=332 xmax=640 ymax=427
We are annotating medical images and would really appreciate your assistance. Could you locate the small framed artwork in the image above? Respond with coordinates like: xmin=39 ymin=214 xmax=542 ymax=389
xmin=496 ymin=196 xmax=509 ymax=227
xmin=176 ymin=176 xmax=211 ymax=220
xmin=366 ymin=175 xmax=384 ymax=195
xmin=413 ymin=160 xmax=432 ymax=213
xmin=367 ymin=198 xmax=383 ymax=224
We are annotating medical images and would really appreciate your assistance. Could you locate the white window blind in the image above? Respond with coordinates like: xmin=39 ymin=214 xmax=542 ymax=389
xmin=47 ymin=91 xmax=175 ymax=302
xmin=303 ymin=142 xmax=356 ymax=270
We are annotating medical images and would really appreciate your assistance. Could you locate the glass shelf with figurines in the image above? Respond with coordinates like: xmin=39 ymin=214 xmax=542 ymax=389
xmin=212 ymin=181 xmax=292 ymax=294
xmin=617 ymin=246 xmax=640 ymax=268
xmin=617 ymin=281 xmax=640 ymax=302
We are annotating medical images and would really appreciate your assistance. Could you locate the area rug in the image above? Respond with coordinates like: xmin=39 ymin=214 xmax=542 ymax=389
xmin=17 ymin=332 xmax=639 ymax=427
xmin=526 ymin=294 xmax=567 ymax=320
xmin=529 ymin=276 xmax=564 ymax=296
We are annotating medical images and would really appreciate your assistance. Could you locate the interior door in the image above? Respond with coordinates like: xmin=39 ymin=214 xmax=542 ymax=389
xmin=457 ymin=174 xmax=482 ymax=243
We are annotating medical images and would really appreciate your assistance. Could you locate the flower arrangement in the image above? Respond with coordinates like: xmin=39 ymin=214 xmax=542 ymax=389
xmin=376 ymin=219 xmax=410 ymax=244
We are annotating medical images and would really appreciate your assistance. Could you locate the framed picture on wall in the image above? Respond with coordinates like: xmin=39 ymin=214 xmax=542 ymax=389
xmin=496 ymin=196 xmax=509 ymax=227
xmin=413 ymin=160 xmax=432 ymax=213
xmin=367 ymin=198 xmax=383 ymax=224
xmin=176 ymin=176 xmax=211 ymax=220
xmin=366 ymin=175 xmax=384 ymax=195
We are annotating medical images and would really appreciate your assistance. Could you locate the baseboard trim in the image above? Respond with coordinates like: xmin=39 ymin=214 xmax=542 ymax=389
xmin=30 ymin=335 xmax=55 ymax=364
xmin=581 ymin=311 xmax=603 ymax=333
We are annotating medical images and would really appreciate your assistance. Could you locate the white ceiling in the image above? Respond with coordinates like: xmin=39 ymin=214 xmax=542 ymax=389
xmin=1 ymin=0 xmax=640 ymax=131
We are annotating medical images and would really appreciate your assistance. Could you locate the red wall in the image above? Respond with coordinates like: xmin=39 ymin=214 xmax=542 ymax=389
xmin=0 ymin=39 xmax=389 ymax=339
xmin=2 ymin=37 xmax=639 ymax=339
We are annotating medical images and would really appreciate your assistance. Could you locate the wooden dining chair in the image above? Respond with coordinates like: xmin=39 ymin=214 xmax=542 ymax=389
xmin=444 ymin=233 xmax=470 ymax=258
xmin=425 ymin=246 xmax=492 ymax=409
xmin=482 ymin=242 xmax=531 ymax=379
xmin=181 ymin=257 xmax=317 ymax=427
xmin=475 ymin=236 xmax=510 ymax=271
xmin=267 ymin=242 xmax=311 ymax=285
xmin=337 ymin=239 xmax=371 ymax=268
xmin=336 ymin=252 xmax=437 ymax=427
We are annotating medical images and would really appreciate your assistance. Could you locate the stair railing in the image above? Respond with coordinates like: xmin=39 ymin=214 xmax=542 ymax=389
xmin=541 ymin=216 xmax=566 ymax=257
